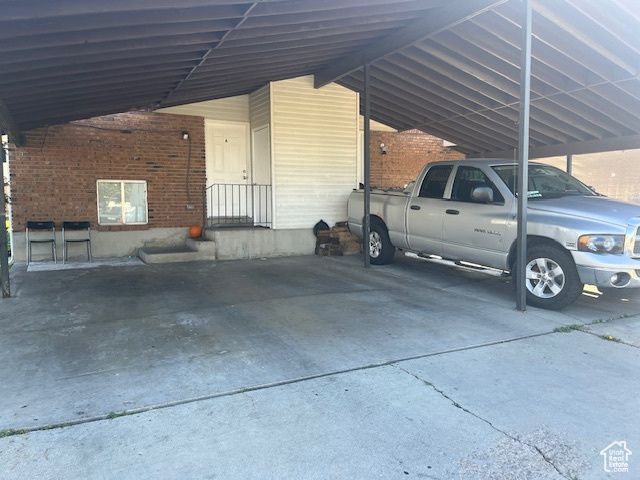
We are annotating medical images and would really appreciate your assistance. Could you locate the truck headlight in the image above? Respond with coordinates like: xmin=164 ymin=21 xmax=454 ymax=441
xmin=578 ymin=235 xmax=624 ymax=254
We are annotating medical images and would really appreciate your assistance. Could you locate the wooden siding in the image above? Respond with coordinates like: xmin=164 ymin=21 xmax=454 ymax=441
xmin=272 ymin=76 xmax=358 ymax=230
xmin=157 ymin=96 xmax=250 ymax=123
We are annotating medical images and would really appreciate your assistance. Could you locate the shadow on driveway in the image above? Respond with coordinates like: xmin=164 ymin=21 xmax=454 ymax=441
xmin=2 ymin=254 xmax=639 ymax=431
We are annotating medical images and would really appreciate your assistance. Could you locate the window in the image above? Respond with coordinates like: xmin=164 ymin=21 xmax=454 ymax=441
xmin=451 ymin=166 xmax=504 ymax=204
xmin=97 ymin=180 xmax=148 ymax=225
xmin=418 ymin=165 xmax=453 ymax=198
xmin=492 ymin=164 xmax=596 ymax=199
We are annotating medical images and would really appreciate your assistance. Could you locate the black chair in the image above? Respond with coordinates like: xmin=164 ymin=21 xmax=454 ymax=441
xmin=26 ymin=221 xmax=57 ymax=264
xmin=62 ymin=221 xmax=92 ymax=263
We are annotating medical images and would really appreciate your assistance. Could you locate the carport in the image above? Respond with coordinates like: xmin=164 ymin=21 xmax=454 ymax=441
xmin=2 ymin=5 xmax=640 ymax=474
xmin=2 ymin=0 xmax=640 ymax=308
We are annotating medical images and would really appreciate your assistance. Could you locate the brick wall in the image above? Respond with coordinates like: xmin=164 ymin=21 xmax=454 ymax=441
xmin=538 ymin=150 xmax=640 ymax=204
xmin=8 ymin=112 xmax=206 ymax=233
xmin=369 ymin=129 xmax=464 ymax=188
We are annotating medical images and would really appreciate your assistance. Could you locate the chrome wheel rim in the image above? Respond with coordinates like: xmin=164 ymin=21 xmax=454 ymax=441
xmin=369 ymin=231 xmax=382 ymax=258
xmin=525 ymin=257 xmax=565 ymax=298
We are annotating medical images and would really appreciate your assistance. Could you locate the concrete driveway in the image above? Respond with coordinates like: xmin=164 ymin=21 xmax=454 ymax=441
xmin=1 ymin=254 xmax=639 ymax=479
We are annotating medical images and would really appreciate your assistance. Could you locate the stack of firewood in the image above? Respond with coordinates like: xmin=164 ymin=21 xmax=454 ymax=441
xmin=315 ymin=221 xmax=362 ymax=256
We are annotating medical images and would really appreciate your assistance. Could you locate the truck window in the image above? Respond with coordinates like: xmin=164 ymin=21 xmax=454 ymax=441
xmin=451 ymin=166 xmax=504 ymax=204
xmin=492 ymin=164 xmax=596 ymax=199
xmin=418 ymin=165 xmax=453 ymax=198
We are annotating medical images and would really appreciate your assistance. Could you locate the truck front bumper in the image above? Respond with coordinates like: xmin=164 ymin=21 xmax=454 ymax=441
xmin=572 ymin=251 xmax=640 ymax=289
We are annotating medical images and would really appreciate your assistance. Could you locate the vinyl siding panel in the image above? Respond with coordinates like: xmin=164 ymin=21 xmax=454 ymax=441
xmin=158 ymin=96 xmax=250 ymax=123
xmin=249 ymin=84 xmax=270 ymax=129
xmin=272 ymin=76 xmax=358 ymax=229
xmin=359 ymin=116 xmax=398 ymax=132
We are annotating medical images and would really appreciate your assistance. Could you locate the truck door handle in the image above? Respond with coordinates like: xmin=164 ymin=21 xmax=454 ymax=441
xmin=410 ymin=205 xmax=421 ymax=210
xmin=446 ymin=209 xmax=460 ymax=215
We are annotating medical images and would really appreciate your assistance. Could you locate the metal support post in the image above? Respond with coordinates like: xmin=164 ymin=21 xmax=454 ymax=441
xmin=201 ymin=186 xmax=207 ymax=237
xmin=363 ymin=63 xmax=371 ymax=268
xmin=516 ymin=0 xmax=532 ymax=312
xmin=1 ymin=136 xmax=10 ymax=298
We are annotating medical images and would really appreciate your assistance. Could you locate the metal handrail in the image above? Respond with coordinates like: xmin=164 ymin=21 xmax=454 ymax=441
xmin=204 ymin=183 xmax=272 ymax=228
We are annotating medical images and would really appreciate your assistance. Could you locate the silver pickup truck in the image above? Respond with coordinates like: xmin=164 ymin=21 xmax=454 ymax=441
xmin=347 ymin=159 xmax=640 ymax=310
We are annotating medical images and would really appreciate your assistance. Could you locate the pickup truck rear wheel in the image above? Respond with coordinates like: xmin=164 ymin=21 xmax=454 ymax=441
xmin=369 ymin=222 xmax=395 ymax=265
xmin=523 ymin=244 xmax=583 ymax=310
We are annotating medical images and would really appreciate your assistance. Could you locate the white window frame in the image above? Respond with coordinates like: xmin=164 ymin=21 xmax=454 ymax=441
xmin=96 ymin=179 xmax=148 ymax=226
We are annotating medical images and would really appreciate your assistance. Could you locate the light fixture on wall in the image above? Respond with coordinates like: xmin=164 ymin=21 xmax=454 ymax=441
xmin=380 ymin=143 xmax=388 ymax=155
xmin=181 ymin=131 xmax=190 ymax=141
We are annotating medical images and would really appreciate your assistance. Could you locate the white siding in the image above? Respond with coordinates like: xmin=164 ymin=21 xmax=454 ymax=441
xmin=272 ymin=76 xmax=358 ymax=229
xmin=157 ymin=96 xmax=250 ymax=123
xmin=249 ymin=84 xmax=271 ymax=129
xmin=359 ymin=116 xmax=398 ymax=132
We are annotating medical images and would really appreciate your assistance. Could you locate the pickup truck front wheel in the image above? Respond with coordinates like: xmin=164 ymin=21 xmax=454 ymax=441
xmin=369 ymin=222 xmax=395 ymax=265
xmin=523 ymin=244 xmax=583 ymax=310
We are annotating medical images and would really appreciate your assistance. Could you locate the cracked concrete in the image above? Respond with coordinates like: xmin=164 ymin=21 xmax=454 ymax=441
xmin=392 ymin=364 xmax=579 ymax=480
xmin=1 ymin=254 xmax=639 ymax=478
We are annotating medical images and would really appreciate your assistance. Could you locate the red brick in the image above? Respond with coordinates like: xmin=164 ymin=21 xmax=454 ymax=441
xmin=370 ymin=130 xmax=464 ymax=189
xmin=8 ymin=112 xmax=206 ymax=232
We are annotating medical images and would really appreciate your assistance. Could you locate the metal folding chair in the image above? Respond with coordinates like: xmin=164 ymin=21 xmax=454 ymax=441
xmin=62 ymin=221 xmax=92 ymax=263
xmin=26 ymin=221 xmax=57 ymax=264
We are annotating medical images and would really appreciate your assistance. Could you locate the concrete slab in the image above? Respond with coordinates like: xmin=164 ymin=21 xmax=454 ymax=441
xmin=26 ymin=257 xmax=144 ymax=272
xmin=396 ymin=331 xmax=640 ymax=479
xmin=582 ymin=315 xmax=640 ymax=348
xmin=0 ymin=256 xmax=590 ymax=430
xmin=1 ymin=253 xmax=639 ymax=478
xmin=1 ymin=332 xmax=637 ymax=479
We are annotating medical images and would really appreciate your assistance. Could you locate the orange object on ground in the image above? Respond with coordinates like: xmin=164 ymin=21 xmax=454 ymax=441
xmin=189 ymin=225 xmax=202 ymax=238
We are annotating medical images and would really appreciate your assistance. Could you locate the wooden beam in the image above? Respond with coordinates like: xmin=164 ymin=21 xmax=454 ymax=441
xmin=314 ymin=0 xmax=507 ymax=88
xmin=0 ymin=96 xmax=21 ymax=146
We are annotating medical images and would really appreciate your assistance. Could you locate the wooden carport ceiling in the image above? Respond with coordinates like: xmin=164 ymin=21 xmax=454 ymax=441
xmin=1 ymin=0 xmax=639 ymax=158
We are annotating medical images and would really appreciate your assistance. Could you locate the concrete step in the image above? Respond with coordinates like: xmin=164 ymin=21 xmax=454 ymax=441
xmin=138 ymin=239 xmax=216 ymax=264
xmin=186 ymin=237 xmax=217 ymax=254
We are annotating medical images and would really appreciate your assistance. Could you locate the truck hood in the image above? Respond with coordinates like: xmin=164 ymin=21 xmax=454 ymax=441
xmin=528 ymin=196 xmax=640 ymax=227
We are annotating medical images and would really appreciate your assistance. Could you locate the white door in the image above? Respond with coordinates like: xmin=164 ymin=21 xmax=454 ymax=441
xmin=205 ymin=122 xmax=249 ymax=221
xmin=251 ymin=126 xmax=272 ymax=226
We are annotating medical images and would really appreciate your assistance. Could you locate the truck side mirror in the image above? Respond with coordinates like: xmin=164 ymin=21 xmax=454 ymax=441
xmin=471 ymin=186 xmax=494 ymax=203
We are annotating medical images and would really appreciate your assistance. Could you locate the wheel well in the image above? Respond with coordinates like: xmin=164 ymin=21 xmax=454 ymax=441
xmin=507 ymin=236 xmax=567 ymax=270
xmin=367 ymin=215 xmax=388 ymax=232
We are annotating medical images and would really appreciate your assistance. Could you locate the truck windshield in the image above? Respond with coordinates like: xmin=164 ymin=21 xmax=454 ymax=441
xmin=492 ymin=164 xmax=597 ymax=199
